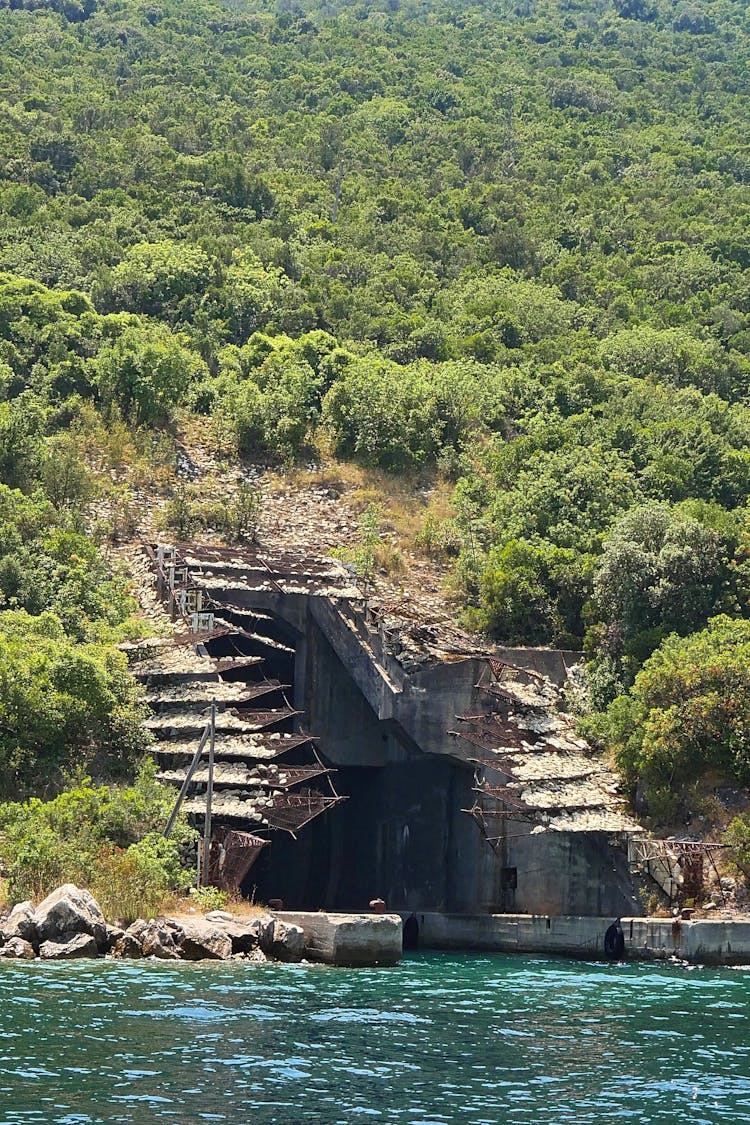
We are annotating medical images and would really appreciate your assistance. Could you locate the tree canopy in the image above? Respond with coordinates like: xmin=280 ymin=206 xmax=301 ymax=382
xmin=1 ymin=0 xmax=750 ymax=820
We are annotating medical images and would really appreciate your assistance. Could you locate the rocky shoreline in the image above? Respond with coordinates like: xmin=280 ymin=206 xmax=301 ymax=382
xmin=0 ymin=885 xmax=304 ymax=964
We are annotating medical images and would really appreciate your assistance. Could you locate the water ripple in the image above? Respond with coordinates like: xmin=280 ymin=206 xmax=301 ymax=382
xmin=0 ymin=955 xmax=749 ymax=1123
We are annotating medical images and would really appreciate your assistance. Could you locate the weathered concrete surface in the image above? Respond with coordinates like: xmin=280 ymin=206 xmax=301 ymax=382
xmin=493 ymin=647 xmax=583 ymax=687
xmin=277 ymin=911 xmax=402 ymax=966
xmin=142 ymin=552 xmax=638 ymax=920
xmin=405 ymin=912 xmax=750 ymax=965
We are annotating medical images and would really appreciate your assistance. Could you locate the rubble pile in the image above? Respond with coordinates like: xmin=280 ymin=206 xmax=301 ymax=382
xmin=0 ymin=885 xmax=304 ymax=963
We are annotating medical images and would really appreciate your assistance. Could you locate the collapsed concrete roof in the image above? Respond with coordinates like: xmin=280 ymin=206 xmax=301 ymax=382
xmin=129 ymin=539 xmax=640 ymax=865
xmin=453 ymin=663 xmax=641 ymax=837
xmin=144 ymin=679 xmax=288 ymax=709
xmin=123 ymin=543 xmax=347 ymax=853
xmin=150 ymin=733 xmax=317 ymax=764
xmin=157 ymin=762 xmax=330 ymax=790
xmin=144 ymin=707 xmax=302 ymax=737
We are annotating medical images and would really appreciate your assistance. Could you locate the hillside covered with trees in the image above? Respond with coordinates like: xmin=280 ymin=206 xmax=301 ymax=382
xmin=1 ymin=0 xmax=750 ymax=858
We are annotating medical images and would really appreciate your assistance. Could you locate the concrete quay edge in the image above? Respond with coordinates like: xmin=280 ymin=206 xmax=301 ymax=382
xmin=401 ymin=911 xmax=750 ymax=965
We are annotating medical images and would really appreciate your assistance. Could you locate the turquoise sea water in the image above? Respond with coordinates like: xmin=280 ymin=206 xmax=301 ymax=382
xmin=0 ymin=952 xmax=748 ymax=1125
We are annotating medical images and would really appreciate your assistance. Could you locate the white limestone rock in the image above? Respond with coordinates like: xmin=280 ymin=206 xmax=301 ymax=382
xmin=0 ymin=937 xmax=35 ymax=959
xmin=209 ymin=913 xmax=274 ymax=955
xmin=2 ymin=901 xmax=37 ymax=944
xmin=178 ymin=920 xmax=232 ymax=961
xmin=34 ymin=885 xmax=107 ymax=950
xmin=39 ymin=932 xmax=99 ymax=960
xmin=205 ymin=910 xmax=234 ymax=923
xmin=261 ymin=918 xmax=304 ymax=963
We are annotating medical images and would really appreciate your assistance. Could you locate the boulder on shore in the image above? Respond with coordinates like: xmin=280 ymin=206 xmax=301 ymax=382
xmin=112 ymin=924 xmax=145 ymax=959
xmin=216 ymin=915 xmax=272 ymax=955
xmin=34 ymin=885 xmax=107 ymax=950
xmin=179 ymin=919 xmax=232 ymax=961
xmin=205 ymin=910 xmax=234 ymax=924
xmin=260 ymin=917 xmax=304 ymax=963
xmin=104 ymin=924 xmax=124 ymax=953
xmin=39 ymin=932 xmax=99 ymax=960
xmin=2 ymin=901 xmax=37 ymax=945
xmin=0 ymin=885 xmax=318 ymax=965
xmin=136 ymin=918 xmax=184 ymax=960
xmin=0 ymin=937 xmax=35 ymax=959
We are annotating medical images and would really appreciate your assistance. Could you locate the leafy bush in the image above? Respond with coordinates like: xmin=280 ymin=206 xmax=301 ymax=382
xmin=0 ymin=610 xmax=145 ymax=795
xmin=94 ymin=324 xmax=207 ymax=427
xmin=190 ymin=886 xmax=229 ymax=913
xmin=0 ymin=762 xmax=195 ymax=909
xmin=593 ymin=503 xmax=744 ymax=658
xmin=587 ymin=617 xmax=750 ymax=811
xmin=723 ymin=816 xmax=750 ymax=880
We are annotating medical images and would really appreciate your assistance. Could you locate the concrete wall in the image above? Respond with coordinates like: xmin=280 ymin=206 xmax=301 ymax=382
xmin=494 ymin=647 xmax=583 ymax=687
xmin=404 ymin=911 xmax=750 ymax=965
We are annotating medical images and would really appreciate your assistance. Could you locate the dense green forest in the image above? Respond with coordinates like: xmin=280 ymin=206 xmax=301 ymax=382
xmin=1 ymin=0 xmax=750 ymax=853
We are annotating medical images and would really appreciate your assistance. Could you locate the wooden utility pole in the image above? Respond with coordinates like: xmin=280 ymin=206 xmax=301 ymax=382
xmin=200 ymin=700 xmax=217 ymax=887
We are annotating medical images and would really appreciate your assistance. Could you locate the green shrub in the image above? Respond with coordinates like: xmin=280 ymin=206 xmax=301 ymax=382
xmin=593 ymin=617 xmax=750 ymax=806
xmin=0 ymin=762 xmax=196 ymax=905
xmin=723 ymin=816 xmax=750 ymax=880
xmin=190 ymin=886 xmax=229 ymax=913
xmin=93 ymin=834 xmax=192 ymax=925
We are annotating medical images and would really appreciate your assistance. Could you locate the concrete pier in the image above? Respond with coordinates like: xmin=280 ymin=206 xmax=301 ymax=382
xmin=277 ymin=911 xmax=403 ymax=967
xmin=406 ymin=911 xmax=750 ymax=965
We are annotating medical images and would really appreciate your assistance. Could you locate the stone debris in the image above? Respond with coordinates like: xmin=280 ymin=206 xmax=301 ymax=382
xmin=0 ymin=885 xmax=308 ymax=963
xmin=262 ymin=918 xmax=305 ymax=962
xmin=107 ymin=443 xmax=487 ymax=677
xmin=0 ymin=937 xmax=35 ymax=959
xmin=2 ymin=901 xmax=37 ymax=943
xmin=112 ymin=929 xmax=146 ymax=959
xmin=217 ymin=917 xmax=271 ymax=955
xmin=134 ymin=918 xmax=184 ymax=960
xmin=179 ymin=919 xmax=233 ymax=961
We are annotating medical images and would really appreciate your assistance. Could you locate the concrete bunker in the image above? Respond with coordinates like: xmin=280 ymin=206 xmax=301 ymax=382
xmin=131 ymin=544 xmax=643 ymax=918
